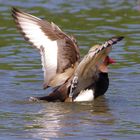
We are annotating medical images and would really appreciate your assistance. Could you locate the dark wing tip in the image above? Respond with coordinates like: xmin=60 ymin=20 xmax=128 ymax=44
xmin=12 ymin=7 xmax=24 ymax=13
xmin=11 ymin=7 xmax=20 ymax=15
xmin=107 ymin=36 xmax=124 ymax=46
xmin=115 ymin=36 xmax=124 ymax=41
xmin=11 ymin=7 xmax=18 ymax=12
xmin=110 ymin=36 xmax=124 ymax=41
xmin=11 ymin=7 xmax=25 ymax=19
xmin=11 ymin=7 xmax=19 ymax=19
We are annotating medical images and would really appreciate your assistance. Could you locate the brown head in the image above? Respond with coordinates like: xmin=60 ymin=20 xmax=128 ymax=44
xmin=98 ymin=36 xmax=124 ymax=73
xmin=99 ymin=55 xmax=116 ymax=73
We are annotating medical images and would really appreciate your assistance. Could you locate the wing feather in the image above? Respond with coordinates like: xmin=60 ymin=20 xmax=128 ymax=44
xmin=76 ymin=36 xmax=124 ymax=78
xmin=70 ymin=36 xmax=124 ymax=99
xmin=12 ymin=8 xmax=80 ymax=88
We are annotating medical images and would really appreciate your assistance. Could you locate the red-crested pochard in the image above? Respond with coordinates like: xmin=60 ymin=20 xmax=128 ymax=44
xmin=12 ymin=8 xmax=124 ymax=102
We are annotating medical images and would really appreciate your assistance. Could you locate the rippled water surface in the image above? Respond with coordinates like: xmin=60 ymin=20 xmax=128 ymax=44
xmin=0 ymin=0 xmax=140 ymax=140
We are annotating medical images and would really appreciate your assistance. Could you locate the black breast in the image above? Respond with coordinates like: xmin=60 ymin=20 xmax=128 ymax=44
xmin=94 ymin=72 xmax=109 ymax=98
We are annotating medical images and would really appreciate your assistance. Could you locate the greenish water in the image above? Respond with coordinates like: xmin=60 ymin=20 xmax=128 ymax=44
xmin=0 ymin=0 xmax=140 ymax=140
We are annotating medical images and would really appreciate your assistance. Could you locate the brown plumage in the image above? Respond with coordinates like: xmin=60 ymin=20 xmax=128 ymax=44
xmin=12 ymin=8 xmax=124 ymax=102
xmin=12 ymin=7 xmax=80 ymax=89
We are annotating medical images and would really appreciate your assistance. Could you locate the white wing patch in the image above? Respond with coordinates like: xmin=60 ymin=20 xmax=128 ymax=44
xmin=20 ymin=21 xmax=58 ymax=87
xmin=14 ymin=11 xmax=58 ymax=87
xmin=40 ymin=44 xmax=58 ymax=87
xmin=17 ymin=19 xmax=51 ymax=50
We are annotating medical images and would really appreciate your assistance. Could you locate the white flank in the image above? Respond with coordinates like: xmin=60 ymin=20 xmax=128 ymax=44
xmin=74 ymin=89 xmax=94 ymax=102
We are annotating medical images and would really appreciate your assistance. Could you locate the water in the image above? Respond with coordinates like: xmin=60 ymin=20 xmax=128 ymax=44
xmin=0 ymin=0 xmax=140 ymax=139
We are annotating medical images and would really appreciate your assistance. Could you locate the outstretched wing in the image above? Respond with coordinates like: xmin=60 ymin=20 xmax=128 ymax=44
xmin=69 ymin=36 xmax=124 ymax=99
xmin=12 ymin=8 xmax=80 ymax=89
xmin=76 ymin=36 xmax=124 ymax=78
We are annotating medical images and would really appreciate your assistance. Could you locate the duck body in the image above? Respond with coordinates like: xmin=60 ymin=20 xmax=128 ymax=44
xmin=33 ymin=72 xmax=109 ymax=102
xmin=73 ymin=72 xmax=109 ymax=102
xmin=12 ymin=8 xmax=123 ymax=102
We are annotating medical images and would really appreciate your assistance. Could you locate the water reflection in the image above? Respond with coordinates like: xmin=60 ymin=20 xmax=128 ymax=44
xmin=28 ymin=97 xmax=115 ymax=139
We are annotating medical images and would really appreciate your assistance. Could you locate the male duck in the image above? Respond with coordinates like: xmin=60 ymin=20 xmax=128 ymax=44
xmin=12 ymin=8 xmax=124 ymax=102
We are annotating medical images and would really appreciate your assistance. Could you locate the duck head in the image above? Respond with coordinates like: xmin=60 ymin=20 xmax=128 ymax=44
xmin=99 ymin=55 xmax=116 ymax=73
xmin=97 ymin=36 xmax=124 ymax=73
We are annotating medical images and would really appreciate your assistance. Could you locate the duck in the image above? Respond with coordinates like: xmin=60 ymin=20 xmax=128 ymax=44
xmin=12 ymin=8 xmax=124 ymax=102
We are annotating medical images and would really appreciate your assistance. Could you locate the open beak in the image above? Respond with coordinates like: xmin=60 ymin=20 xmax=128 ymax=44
xmin=108 ymin=57 xmax=116 ymax=64
xmin=105 ymin=56 xmax=116 ymax=65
